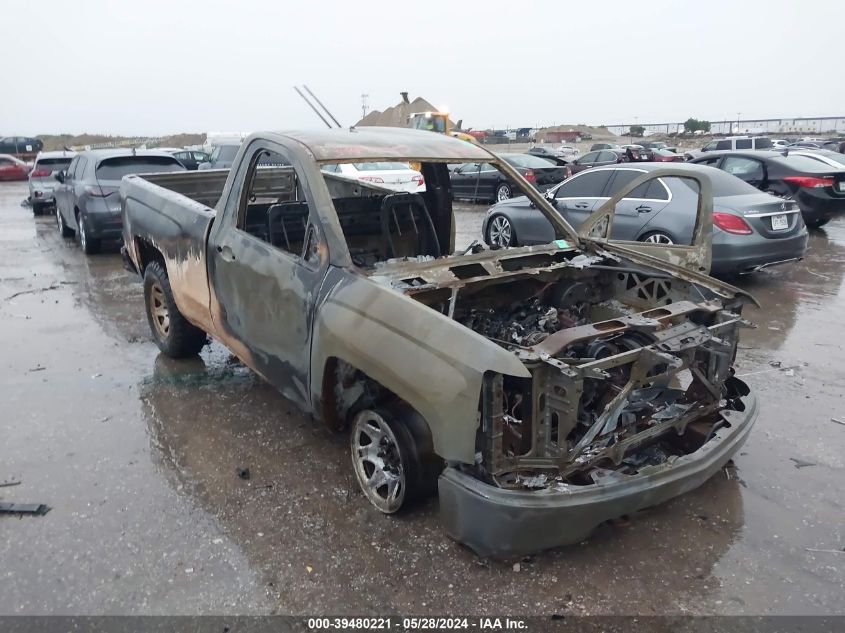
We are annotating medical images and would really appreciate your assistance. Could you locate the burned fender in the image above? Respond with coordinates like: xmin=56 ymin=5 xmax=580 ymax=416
xmin=310 ymin=267 xmax=530 ymax=463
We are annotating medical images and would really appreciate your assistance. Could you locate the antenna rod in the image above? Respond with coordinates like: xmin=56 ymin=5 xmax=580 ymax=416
xmin=303 ymin=84 xmax=342 ymax=128
xmin=294 ymin=86 xmax=332 ymax=129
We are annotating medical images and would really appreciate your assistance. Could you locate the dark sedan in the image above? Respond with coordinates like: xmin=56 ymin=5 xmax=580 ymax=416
xmin=0 ymin=136 xmax=43 ymax=157
xmin=481 ymin=163 xmax=807 ymax=276
xmin=450 ymin=153 xmax=566 ymax=202
xmin=55 ymin=150 xmax=186 ymax=254
xmin=526 ymin=146 xmax=572 ymax=166
xmin=171 ymin=149 xmax=210 ymax=170
xmin=566 ymin=147 xmax=652 ymax=176
xmin=689 ymin=150 xmax=845 ymax=228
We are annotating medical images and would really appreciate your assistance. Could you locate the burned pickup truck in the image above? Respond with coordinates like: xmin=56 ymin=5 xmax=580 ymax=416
xmin=121 ymin=128 xmax=758 ymax=556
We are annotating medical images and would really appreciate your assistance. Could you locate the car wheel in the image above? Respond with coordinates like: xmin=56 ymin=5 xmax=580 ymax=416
xmin=640 ymin=231 xmax=675 ymax=245
xmin=487 ymin=214 xmax=516 ymax=247
xmin=56 ymin=207 xmax=74 ymax=237
xmin=805 ymin=217 xmax=830 ymax=229
xmin=76 ymin=212 xmax=101 ymax=255
xmin=32 ymin=201 xmax=45 ymax=216
xmin=495 ymin=182 xmax=512 ymax=202
xmin=350 ymin=405 xmax=437 ymax=514
xmin=143 ymin=261 xmax=207 ymax=358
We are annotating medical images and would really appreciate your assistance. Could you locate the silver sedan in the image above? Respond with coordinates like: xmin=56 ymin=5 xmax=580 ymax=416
xmin=482 ymin=163 xmax=809 ymax=276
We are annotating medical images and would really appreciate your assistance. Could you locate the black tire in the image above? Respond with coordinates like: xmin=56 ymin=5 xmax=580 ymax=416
xmin=143 ymin=261 xmax=207 ymax=358
xmin=494 ymin=182 xmax=512 ymax=202
xmin=486 ymin=213 xmax=517 ymax=247
xmin=76 ymin=211 xmax=101 ymax=255
xmin=350 ymin=402 xmax=441 ymax=513
xmin=56 ymin=207 xmax=74 ymax=237
xmin=32 ymin=201 xmax=45 ymax=216
xmin=805 ymin=217 xmax=830 ymax=229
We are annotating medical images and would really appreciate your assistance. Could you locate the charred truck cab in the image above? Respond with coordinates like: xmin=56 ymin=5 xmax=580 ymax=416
xmin=121 ymin=128 xmax=758 ymax=556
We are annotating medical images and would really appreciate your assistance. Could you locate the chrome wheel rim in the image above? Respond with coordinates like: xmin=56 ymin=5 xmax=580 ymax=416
xmin=57 ymin=210 xmax=63 ymax=233
xmin=350 ymin=410 xmax=405 ymax=514
xmin=489 ymin=216 xmax=512 ymax=247
xmin=78 ymin=217 xmax=87 ymax=250
xmin=149 ymin=282 xmax=170 ymax=338
xmin=496 ymin=185 xmax=511 ymax=202
xmin=644 ymin=233 xmax=674 ymax=245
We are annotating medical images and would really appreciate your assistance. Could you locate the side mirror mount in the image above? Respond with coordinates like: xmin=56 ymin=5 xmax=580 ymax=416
xmin=55 ymin=171 xmax=65 ymax=183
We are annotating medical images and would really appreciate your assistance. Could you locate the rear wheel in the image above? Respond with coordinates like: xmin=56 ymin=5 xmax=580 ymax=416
xmin=32 ymin=201 xmax=45 ymax=216
xmin=495 ymin=182 xmax=512 ymax=202
xmin=805 ymin=217 xmax=830 ymax=229
xmin=639 ymin=231 xmax=674 ymax=245
xmin=487 ymin=214 xmax=516 ymax=247
xmin=56 ymin=207 xmax=74 ymax=237
xmin=143 ymin=261 xmax=207 ymax=358
xmin=76 ymin=212 xmax=101 ymax=254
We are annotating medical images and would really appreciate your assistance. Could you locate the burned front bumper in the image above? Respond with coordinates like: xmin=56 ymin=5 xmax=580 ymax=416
xmin=438 ymin=393 xmax=757 ymax=557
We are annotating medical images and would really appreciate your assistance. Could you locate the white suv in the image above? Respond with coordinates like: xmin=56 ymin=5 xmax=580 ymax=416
xmin=684 ymin=136 xmax=773 ymax=161
xmin=28 ymin=150 xmax=75 ymax=215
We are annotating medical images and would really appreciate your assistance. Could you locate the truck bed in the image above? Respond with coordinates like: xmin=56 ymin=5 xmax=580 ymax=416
xmin=120 ymin=171 xmax=225 ymax=335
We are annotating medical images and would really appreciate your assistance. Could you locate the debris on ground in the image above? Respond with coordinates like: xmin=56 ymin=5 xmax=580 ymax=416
xmin=790 ymin=458 xmax=816 ymax=469
xmin=0 ymin=479 xmax=22 ymax=488
xmin=512 ymin=562 xmax=521 ymax=572
xmin=805 ymin=548 xmax=845 ymax=555
xmin=0 ymin=502 xmax=51 ymax=515
xmin=28 ymin=366 xmax=46 ymax=373
xmin=831 ymin=418 xmax=845 ymax=426
xmin=236 ymin=467 xmax=251 ymax=480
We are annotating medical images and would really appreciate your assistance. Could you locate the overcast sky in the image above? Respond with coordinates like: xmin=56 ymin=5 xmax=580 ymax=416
xmin=3 ymin=0 xmax=841 ymax=136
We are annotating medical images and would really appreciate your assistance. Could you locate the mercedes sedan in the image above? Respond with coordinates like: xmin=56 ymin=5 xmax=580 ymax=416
xmin=482 ymin=163 xmax=808 ymax=276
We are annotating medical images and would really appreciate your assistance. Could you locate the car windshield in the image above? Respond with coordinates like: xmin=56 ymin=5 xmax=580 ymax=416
xmin=504 ymin=154 xmax=555 ymax=168
xmin=352 ymin=162 xmax=412 ymax=171
xmin=96 ymin=157 xmax=184 ymax=180
xmin=35 ymin=158 xmax=72 ymax=171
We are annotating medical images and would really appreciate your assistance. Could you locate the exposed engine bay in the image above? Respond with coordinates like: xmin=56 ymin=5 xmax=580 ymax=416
xmin=377 ymin=249 xmax=753 ymax=492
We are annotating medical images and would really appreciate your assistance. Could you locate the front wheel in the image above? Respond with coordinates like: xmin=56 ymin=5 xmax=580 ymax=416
xmin=32 ymin=201 xmax=45 ymax=216
xmin=639 ymin=231 xmax=675 ymax=245
xmin=350 ymin=405 xmax=439 ymax=514
xmin=57 ymin=207 xmax=74 ymax=237
xmin=486 ymin=214 xmax=516 ymax=247
xmin=495 ymin=182 xmax=512 ymax=202
xmin=143 ymin=261 xmax=207 ymax=358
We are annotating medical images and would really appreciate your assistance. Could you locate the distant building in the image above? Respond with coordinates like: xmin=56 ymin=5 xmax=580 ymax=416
xmin=606 ymin=116 xmax=845 ymax=136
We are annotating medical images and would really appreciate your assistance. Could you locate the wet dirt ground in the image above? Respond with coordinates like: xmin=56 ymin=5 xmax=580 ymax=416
xmin=1 ymin=181 xmax=843 ymax=615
